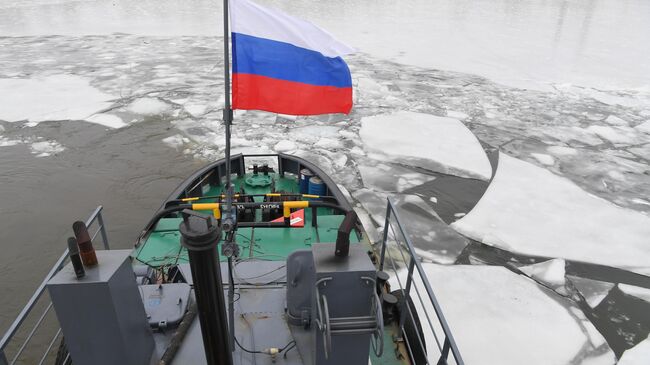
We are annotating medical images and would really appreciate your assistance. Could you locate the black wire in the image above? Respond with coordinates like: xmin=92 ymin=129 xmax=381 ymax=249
xmin=282 ymin=342 xmax=297 ymax=358
xmin=233 ymin=336 xmax=297 ymax=356
xmin=234 ymin=336 xmax=264 ymax=354
xmin=279 ymin=340 xmax=296 ymax=352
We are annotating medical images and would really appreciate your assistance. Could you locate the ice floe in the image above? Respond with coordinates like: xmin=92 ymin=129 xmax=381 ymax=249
xmin=0 ymin=75 xmax=114 ymax=123
xmin=273 ymin=140 xmax=296 ymax=153
xmin=567 ymin=276 xmax=614 ymax=308
xmin=586 ymin=125 xmax=640 ymax=146
xmin=520 ymin=259 xmax=566 ymax=288
xmin=357 ymin=163 xmax=436 ymax=193
xmin=451 ymin=153 xmax=650 ymax=275
xmin=359 ymin=111 xmax=492 ymax=180
xmin=30 ymin=140 xmax=64 ymax=157
xmin=0 ymin=136 xmax=21 ymax=147
xmin=530 ymin=153 xmax=555 ymax=166
xmin=389 ymin=264 xmax=614 ymax=365
xmin=619 ymin=335 xmax=650 ymax=365
xmin=86 ymin=113 xmax=126 ymax=129
xmin=618 ymin=284 xmax=650 ymax=303
xmin=127 ymin=97 xmax=171 ymax=115
xmin=162 ymin=134 xmax=189 ymax=150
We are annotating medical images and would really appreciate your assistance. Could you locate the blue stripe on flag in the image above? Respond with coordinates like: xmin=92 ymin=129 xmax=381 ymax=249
xmin=232 ymin=32 xmax=352 ymax=88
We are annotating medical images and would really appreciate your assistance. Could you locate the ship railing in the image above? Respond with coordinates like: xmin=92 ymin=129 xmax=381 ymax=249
xmin=378 ymin=198 xmax=465 ymax=365
xmin=0 ymin=206 xmax=109 ymax=365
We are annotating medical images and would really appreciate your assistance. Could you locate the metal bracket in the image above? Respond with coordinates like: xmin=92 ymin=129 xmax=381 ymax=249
xmin=222 ymin=108 xmax=233 ymax=123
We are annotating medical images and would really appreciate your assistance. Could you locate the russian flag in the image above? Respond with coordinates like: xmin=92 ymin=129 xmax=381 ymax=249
xmin=230 ymin=0 xmax=354 ymax=116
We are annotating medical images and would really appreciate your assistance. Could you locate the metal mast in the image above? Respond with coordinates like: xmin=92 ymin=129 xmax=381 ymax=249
xmin=223 ymin=0 xmax=233 ymax=212
xmin=222 ymin=0 xmax=238 ymax=355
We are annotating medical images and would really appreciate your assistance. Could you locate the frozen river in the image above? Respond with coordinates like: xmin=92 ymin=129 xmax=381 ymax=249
xmin=0 ymin=0 xmax=649 ymax=364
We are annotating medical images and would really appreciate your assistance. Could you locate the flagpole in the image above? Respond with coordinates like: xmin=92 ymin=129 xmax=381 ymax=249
xmin=223 ymin=0 xmax=233 ymax=211
xmin=222 ymin=0 xmax=237 ymax=356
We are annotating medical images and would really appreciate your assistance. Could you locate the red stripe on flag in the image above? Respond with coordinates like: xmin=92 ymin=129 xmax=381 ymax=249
xmin=232 ymin=73 xmax=352 ymax=116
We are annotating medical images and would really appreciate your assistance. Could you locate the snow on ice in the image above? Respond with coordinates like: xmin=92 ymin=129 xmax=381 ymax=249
xmin=389 ymin=264 xmax=614 ymax=365
xmin=452 ymin=153 xmax=650 ymax=275
xmin=359 ymin=111 xmax=492 ymax=180
xmin=0 ymin=75 xmax=114 ymax=123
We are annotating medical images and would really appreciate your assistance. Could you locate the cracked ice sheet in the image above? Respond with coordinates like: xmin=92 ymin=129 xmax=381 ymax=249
xmin=357 ymin=163 xmax=436 ymax=193
xmin=389 ymin=264 xmax=614 ymax=365
xmin=353 ymin=190 xmax=468 ymax=264
xmin=451 ymin=153 xmax=650 ymax=275
xmin=0 ymin=75 xmax=114 ymax=124
xmin=359 ymin=111 xmax=492 ymax=180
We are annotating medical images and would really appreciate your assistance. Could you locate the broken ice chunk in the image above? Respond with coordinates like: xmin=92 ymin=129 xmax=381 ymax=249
xmin=359 ymin=111 xmax=492 ymax=180
xmin=586 ymin=125 xmax=639 ymax=146
xmin=86 ymin=113 xmax=126 ymax=129
xmin=519 ymin=259 xmax=566 ymax=288
xmin=388 ymin=264 xmax=614 ymax=365
xmin=530 ymin=152 xmax=555 ymax=166
xmin=451 ymin=153 xmax=650 ymax=275
xmin=567 ymin=276 xmax=614 ymax=308
xmin=618 ymin=284 xmax=650 ymax=303
xmin=273 ymin=140 xmax=296 ymax=153
xmin=358 ymin=163 xmax=435 ymax=193
xmin=127 ymin=97 xmax=171 ymax=115
xmin=0 ymin=75 xmax=114 ymax=123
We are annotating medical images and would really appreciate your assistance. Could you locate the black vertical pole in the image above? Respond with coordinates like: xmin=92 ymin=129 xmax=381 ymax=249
xmin=222 ymin=0 xmax=237 ymax=353
xmin=179 ymin=210 xmax=233 ymax=365
xmin=223 ymin=0 xmax=233 ymax=211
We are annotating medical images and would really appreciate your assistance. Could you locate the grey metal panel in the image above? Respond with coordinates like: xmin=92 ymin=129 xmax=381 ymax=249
xmin=311 ymin=244 xmax=376 ymax=365
xmin=286 ymin=250 xmax=315 ymax=326
xmin=172 ymin=285 xmax=304 ymax=365
xmin=177 ymin=261 xmax=287 ymax=286
xmin=140 ymin=283 xmax=191 ymax=328
xmin=47 ymin=250 xmax=154 ymax=365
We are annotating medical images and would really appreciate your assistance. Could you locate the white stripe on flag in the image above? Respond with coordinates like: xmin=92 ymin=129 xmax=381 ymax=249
xmin=230 ymin=0 xmax=355 ymax=58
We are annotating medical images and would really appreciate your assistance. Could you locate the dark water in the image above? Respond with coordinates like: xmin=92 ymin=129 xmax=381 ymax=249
xmin=0 ymin=118 xmax=201 ymax=345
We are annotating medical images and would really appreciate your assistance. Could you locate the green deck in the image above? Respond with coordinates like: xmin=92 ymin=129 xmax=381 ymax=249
xmin=133 ymin=173 xmax=359 ymax=267
xmin=132 ymin=171 xmax=409 ymax=365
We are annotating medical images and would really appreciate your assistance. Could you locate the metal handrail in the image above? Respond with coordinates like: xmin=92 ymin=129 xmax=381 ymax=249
xmin=378 ymin=198 xmax=464 ymax=365
xmin=0 ymin=206 xmax=109 ymax=365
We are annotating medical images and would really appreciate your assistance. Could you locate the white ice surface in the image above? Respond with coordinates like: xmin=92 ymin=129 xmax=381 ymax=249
xmin=635 ymin=121 xmax=650 ymax=134
xmin=389 ymin=264 xmax=613 ymax=365
xmin=30 ymin=140 xmax=64 ymax=157
xmin=0 ymin=75 xmax=114 ymax=123
xmin=86 ymin=113 xmax=126 ymax=129
xmin=357 ymin=163 xmax=435 ymax=193
xmin=618 ymin=284 xmax=650 ymax=303
xmin=567 ymin=276 xmax=614 ymax=309
xmin=3 ymin=0 xmax=650 ymax=91
xmin=127 ymin=98 xmax=170 ymax=115
xmin=531 ymin=153 xmax=555 ymax=166
xmin=585 ymin=125 xmax=639 ymax=146
xmin=162 ymin=134 xmax=188 ymax=150
xmin=618 ymin=335 xmax=650 ymax=365
xmin=520 ymin=259 xmax=566 ymax=288
xmin=359 ymin=111 xmax=492 ymax=180
xmin=273 ymin=140 xmax=296 ymax=153
xmin=451 ymin=153 xmax=650 ymax=275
